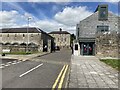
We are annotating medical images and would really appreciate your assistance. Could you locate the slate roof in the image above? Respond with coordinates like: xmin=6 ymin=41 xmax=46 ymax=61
xmin=49 ymin=31 xmax=70 ymax=34
xmin=0 ymin=27 xmax=42 ymax=33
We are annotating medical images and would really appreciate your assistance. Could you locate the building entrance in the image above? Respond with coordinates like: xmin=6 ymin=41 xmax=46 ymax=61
xmin=80 ymin=42 xmax=95 ymax=55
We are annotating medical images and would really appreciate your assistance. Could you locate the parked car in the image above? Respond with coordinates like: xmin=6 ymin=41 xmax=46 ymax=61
xmin=2 ymin=53 xmax=5 ymax=56
xmin=55 ymin=46 xmax=60 ymax=51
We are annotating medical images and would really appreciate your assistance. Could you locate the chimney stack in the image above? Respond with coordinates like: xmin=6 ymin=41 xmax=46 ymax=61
xmin=59 ymin=28 xmax=62 ymax=32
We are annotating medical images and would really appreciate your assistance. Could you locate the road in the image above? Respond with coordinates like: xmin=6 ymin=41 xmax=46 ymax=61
xmin=1 ymin=49 xmax=71 ymax=89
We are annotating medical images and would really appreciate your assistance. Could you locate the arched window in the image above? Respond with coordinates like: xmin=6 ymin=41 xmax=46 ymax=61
xmin=23 ymin=34 xmax=25 ymax=37
xmin=15 ymin=34 xmax=17 ymax=37
xmin=12 ymin=43 xmax=19 ymax=46
xmin=7 ymin=34 xmax=9 ymax=37
xmin=28 ymin=43 xmax=38 ymax=47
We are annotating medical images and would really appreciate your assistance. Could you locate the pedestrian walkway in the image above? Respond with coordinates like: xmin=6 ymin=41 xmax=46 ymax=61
xmin=68 ymin=55 xmax=118 ymax=89
xmin=0 ymin=52 xmax=49 ymax=61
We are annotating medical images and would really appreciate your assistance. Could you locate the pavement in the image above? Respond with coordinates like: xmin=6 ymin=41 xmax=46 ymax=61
xmin=68 ymin=55 xmax=119 ymax=89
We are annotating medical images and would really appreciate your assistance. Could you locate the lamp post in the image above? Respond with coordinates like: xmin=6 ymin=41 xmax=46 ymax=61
xmin=26 ymin=17 xmax=32 ymax=53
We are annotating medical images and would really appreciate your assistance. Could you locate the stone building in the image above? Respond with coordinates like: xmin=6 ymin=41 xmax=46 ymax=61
xmin=76 ymin=4 xmax=119 ymax=58
xmin=49 ymin=28 xmax=71 ymax=49
xmin=0 ymin=27 xmax=55 ymax=53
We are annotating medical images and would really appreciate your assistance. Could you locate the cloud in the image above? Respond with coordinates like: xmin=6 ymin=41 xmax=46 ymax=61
xmin=1 ymin=5 xmax=94 ymax=34
xmin=54 ymin=6 xmax=93 ymax=26
xmin=105 ymin=0 xmax=120 ymax=2
xmin=0 ymin=10 xmax=24 ymax=27
xmin=27 ymin=0 xmax=71 ymax=2
xmin=32 ymin=19 xmax=75 ymax=33
xmin=2 ymin=0 xmax=120 ymax=2
xmin=0 ymin=10 xmax=38 ymax=28
xmin=0 ymin=10 xmax=76 ymax=34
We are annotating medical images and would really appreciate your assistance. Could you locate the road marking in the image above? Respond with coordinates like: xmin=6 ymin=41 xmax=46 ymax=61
xmin=19 ymin=63 xmax=43 ymax=78
xmin=1 ymin=64 xmax=5 ymax=66
xmin=52 ymin=65 xmax=66 ymax=90
xmin=0 ymin=66 xmax=4 ymax=69
xmin=7 ymin=62 xmax=12 ymax=64
xmin=5 ymin=64 xmax=10 ymax=67
xmin=12 ymin=62 xmax=17 ymax=65
xmin=17 ymin=61 xmax=21 ymax=63
xmin=58 ymin=65 xmax=68 ymax=90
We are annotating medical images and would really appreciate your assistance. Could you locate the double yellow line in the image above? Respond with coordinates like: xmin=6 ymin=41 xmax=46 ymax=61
xmin=52 ymin=65 xmax=69 ymax=90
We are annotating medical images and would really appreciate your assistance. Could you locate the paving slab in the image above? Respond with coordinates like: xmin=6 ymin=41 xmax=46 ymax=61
xmin=68 ymin=55 xmax=119 ymax=89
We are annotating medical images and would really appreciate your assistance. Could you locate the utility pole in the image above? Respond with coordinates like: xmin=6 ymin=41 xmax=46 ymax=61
xmin=26 ymin=17 xmax=32 ymax=53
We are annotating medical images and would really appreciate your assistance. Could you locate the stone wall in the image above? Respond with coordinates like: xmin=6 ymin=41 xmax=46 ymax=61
xmin=0 ymin=32 xmax=54 ymax=53
xmin=96 ymin=31 xmax=120 ymax=58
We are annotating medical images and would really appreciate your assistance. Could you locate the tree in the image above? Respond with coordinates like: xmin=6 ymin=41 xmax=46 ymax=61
xmin=70 ymin=34 xmax=76 ymax=46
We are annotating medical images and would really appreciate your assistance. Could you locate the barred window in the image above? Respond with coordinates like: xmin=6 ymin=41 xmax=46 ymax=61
xmin=97 ymin=26 xmax=109 ymax=32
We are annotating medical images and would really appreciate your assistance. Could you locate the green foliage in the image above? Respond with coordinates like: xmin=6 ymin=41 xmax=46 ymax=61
xmin=71 ymin=34 xmax=76 ymax=43
xmin=100 ymin=59 xmax=120 ymax=71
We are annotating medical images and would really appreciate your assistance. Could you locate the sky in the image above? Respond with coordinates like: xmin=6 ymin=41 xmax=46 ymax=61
xmin=0 ymin=1 xmax=119 ymax=34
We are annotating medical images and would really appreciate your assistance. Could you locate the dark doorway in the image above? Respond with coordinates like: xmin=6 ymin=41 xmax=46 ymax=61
xmin=80 ymin=42 xmax=95 ymax=55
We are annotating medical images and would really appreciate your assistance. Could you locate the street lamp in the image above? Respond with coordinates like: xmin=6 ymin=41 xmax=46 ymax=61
xmin=26 ymin=17 xmax=32 ymax=53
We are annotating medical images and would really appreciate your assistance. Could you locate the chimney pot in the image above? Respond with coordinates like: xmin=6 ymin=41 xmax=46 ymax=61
xmin=60 ymin=28 xmax=62 ymax=32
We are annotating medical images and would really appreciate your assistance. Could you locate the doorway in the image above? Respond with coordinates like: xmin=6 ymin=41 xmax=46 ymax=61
xmin=80 ymin=42 xmax=95 ymax=55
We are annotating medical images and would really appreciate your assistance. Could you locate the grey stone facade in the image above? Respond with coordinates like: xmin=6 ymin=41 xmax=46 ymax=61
xmin=76 ymin=5 xmax=119 ymax=57
xmin=0 ymin=27 xmax=54 ymax=53
xmin=76 ymin=11 xmax=118 ymax=40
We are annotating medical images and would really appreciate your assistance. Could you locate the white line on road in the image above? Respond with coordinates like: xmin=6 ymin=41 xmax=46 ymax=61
xmin=1 ymin=64 xmax=5 ymax=66
xmin=19 ymin=63 xmax=43 ymax=78
xmin=17 ymin=61 xmax=21 ymax=63
xmin=0 ymin=66 xmax=4 ymax=69
xmin=5 ymin=64 xmax=10 ymax=67
xmin=7 ymin=62 xmax=12 ymax=64
xmin=11 ymin=62 xmax=17 ymax=65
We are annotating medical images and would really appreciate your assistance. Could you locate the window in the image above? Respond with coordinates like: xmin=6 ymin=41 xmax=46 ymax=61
xmin=97 ymin=26 xmax=109 ymax=32
xmin=64 ymin=38 xmax=66 ymax=42
xmin=31 ymin=34 xmax=33 ymax=37
xmin=7 ymin=34 xmax=9 ymax=37
xmin=61 ymin=38 xmax=63 ymax=42
xmin=98 ymin=5 xmax=108 ymax=20
xmin=23 ymin=34 xmax=25 ymax=37
xmin=15 ymin=34 xmax=17 ymax=37
xmin=77 ymin=28 xmax=79 ymax=37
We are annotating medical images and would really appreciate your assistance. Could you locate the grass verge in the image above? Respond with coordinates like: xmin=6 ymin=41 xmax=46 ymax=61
xmin=100 ymin=59 xmax=120 ymax=71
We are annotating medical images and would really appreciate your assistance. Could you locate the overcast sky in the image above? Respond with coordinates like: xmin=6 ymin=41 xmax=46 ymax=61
xmin=0 ymin=1 xmax=119 ymax=34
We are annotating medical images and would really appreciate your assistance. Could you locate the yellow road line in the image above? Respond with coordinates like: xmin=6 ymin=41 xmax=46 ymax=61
xmin=52 ymin=65 xmax=66 ymax=90
xmin=58 ymin=65 xmax=68 ymax=90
